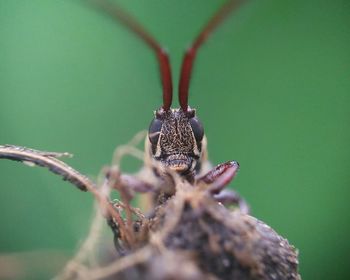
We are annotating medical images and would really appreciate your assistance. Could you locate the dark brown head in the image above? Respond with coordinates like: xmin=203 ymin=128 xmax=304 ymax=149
xmin=97 ymin=0 xmax=242 ymax=173
xmin=143 ymin=1 xmax=240 ymax=175
xmin=148 ymin=107 xmax=204 ymax=175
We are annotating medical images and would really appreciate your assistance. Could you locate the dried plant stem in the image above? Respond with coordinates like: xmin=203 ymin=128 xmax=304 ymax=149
xmin=0 ymin=145 xmax=130 ymax=245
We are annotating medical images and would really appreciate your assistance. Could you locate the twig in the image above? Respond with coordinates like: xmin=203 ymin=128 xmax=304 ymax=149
xmin=0 ymin=145 xmax=88 ymax=191
xmin=0 ymin=145 xmax=128 ymax=243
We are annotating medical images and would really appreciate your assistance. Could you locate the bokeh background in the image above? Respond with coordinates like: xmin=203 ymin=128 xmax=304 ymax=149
xmin=0 ymin=0 xmax=349 ymax=279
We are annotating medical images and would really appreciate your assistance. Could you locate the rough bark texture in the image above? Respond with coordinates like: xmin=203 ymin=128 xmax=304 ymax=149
xmin=105 ymin=183 xmax=301 ymax=280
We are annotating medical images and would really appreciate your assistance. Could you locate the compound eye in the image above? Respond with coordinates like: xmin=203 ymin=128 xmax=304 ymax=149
xmin=189 ymin=117 xmax=204 ymax=142
xmin=148 ymin=118 xmax=163 ymax=145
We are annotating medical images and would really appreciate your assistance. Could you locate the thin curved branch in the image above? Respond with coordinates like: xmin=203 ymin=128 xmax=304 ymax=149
xmin=0 ymin=145 xmax=130 ymax=241
xmin=0 ymin=145 xmax=91 ymax=191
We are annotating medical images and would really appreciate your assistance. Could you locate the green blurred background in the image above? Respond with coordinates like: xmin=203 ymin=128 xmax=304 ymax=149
xmin=0 ymin=0 xmax=349 ymax=279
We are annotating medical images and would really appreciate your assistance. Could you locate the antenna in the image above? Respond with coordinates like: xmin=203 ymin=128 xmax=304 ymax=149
xmin=178 ymin=0 xmax=246 ymax=111
xmin=90 ymin=0 xmax=173 ymax=110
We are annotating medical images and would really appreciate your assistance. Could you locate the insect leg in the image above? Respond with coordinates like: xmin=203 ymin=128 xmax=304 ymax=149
xmin=106 ymin=217 xmax=126 ymax=255
xmin=197 ymin=161 xmax=249 ymax=213
xmin=106 ymin=167 xmax=156 ymax=199
xmin=213 ymin=189 xmax=250 ymax=214
xmin=197 ymin=161 xmax=239 ymax=194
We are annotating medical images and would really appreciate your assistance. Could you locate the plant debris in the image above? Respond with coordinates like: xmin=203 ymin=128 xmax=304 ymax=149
xmin=0 ymin=144 xmax=301 ymax=280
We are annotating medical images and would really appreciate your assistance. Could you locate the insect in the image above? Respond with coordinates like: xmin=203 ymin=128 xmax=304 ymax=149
xmin=0 ymin=4 xmax=303 ymax=278
xmin=0 ymin=0 xmax=249 ymax=255
xmin=91 ymin=0 xmax=249 ymax=213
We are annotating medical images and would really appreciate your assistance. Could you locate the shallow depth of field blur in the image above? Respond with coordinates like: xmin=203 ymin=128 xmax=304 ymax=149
xmin=0 ymin=0 xmax=349 ymax=279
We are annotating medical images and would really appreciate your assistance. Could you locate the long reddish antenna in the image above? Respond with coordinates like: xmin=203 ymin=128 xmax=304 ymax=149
xmin=90 ymin=0 xmax=173 ymax=110
xmin=178 ymin=0 xmax=246 ymax=111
